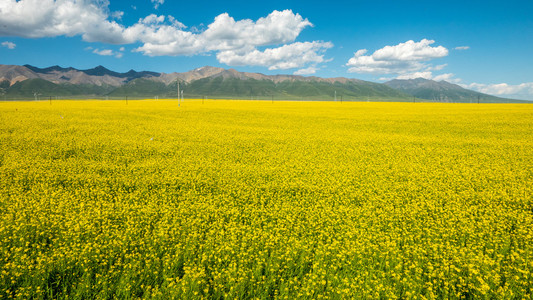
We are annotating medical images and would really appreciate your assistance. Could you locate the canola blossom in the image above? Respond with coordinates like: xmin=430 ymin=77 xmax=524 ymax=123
xmin=0 ymin=100 xmax=532 ymax=299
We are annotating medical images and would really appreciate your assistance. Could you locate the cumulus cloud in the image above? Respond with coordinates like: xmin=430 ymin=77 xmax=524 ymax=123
xmin=433 ymin=73 xmax=455 ymax=81
xmin=0 ymin=0 xmax=127 ymax=44
xmin=350 ymin=40 xmax=468 ymax=83
xmin=91 ymin=47 xmax=124 ymax=58
xmin=346 ymin=39 xmax=448 ymax=75
xmin=455 ymin=46 xmax=470 ymax=50
xmin=372 ymin=39 xmax=447 ymax=61
xmin=396 ymin=72 xmax=433 ymax=80
xmin=429 ymin=64 xmax=447 ymax=71
xmin=133 ymin=10 xmax=314 ymax=58
xmin=93 ymin=48 xmax=114 ymax=56
xmin=127 ymin=9 xmax=325 ymax=70
xmin=203 ymin=11 xmax=312 ymax=50
xmin=294 ymin=66 xmax=318 ymax=75
xmin=111 ymin=11 xmax=124 ymax=20
xmin=0 ymin=1 xmax=328 ymax=70
xmin=392 ymin=71 xmax=460 ymax=83
xmin=217 ymin=42 xmax=332 ymax=70
xmin=463 ymin=82 xmax=533 ymax=99
xmin=151 ymin=0 xmax=164 ymax=9
xmin=0 ymin=2 xmax=325 ymax=70
xmin=1 ymin=41 xmax=16 ymax=49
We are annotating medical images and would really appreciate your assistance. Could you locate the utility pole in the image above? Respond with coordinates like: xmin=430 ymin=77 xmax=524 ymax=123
xmin=334 ymin=90 xmax=337 ymax=102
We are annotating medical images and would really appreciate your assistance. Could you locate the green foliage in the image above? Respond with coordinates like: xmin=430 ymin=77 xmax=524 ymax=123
xmin=185 ymin=77 xmax=412 ymax=100
xmin=186 ymin=77 xmax=277 ymax=98
xmin=108 ymin=79 xmax=173 ymax=97
xmin=385 ymin=79 xmax=527 ymax=103
xmin=3 ymin=77 xmax=415 ymax=101
xmin=0 ymin=80 xmax=9 ymax=90
xmin=4 ymin=79 xmax=114 ymax=98
xmin=6 ymin=78 xmax=68 ymax=97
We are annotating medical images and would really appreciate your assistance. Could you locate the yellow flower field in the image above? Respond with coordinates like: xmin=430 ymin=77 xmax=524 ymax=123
xmin=0 ymin=100 xmax=532 ymax=299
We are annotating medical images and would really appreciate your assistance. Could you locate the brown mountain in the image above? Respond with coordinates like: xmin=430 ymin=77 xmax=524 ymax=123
xmin=0 ymin=64 xmax=526 ymax=103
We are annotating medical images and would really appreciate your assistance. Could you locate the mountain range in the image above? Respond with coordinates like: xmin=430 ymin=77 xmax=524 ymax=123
xmin=0 ymin=64 xmax=527 ymax=103
xmin=384 ymin=78 xmax=512 ymax=103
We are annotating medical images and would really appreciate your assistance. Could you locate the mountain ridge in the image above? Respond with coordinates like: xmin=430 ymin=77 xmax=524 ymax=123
xmin=383 ymin=78 xmax=515 ymax=103
xmin=1 ymin=64 xmax=375 ymax=87
xmin=0 ymin=64 xmax=528 ymax=102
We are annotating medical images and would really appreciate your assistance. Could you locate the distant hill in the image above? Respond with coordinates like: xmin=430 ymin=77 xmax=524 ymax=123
xmin=384 ymin=78 xmax=524 ymax=103
xmin=0 ymin=64 xmax=413 ymax=101
xmin=0 ymin=64 xmax=527 ymax=102
xmin=4 ymin=78 xmax=115 ymax=98
xmin=107 ymin=79 xmax=173 ymax=97
xmin=108 ymin=75 xmax=411 ymax=101
xmin=23 ymin=65 xmax=77 ymax=74
xmin=0 ymin=64 xmax=159 ymax=88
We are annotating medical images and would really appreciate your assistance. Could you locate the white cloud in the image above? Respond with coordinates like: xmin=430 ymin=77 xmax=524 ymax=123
xmin=463 ymin=82 xmax=533 ymax=99
xmin=130 ymin=9 xmax=325 ymax=70
xmin=93 ymin=49 xmax=114 ymax=56
xmin=455 ymin=46 xmax=470 ymax=50
xmin=372 ymin=39 xmax=447 ymax=61
xmin=346 ymin=39 xmax=448 ymax=75
xmin=131 ymin=10 xmax=313 ymax=57
xmin=92 ymin=48 xmax=123 ymax=58
xmin=217 ymin=42 xmax=332 ymax=70
xmin=1 ymin=41 xmax=16 ymax=49
xmin=151 ymin=0 xmax=164 ymax=9
xmin=0 ymin=2 xmax=309 ymax=50
xmin=119 ymin=47 xmax=125 ymax=51
xmin=397 ymin=72 xmax=433 ymax=80
xmin=167 ymin=15 xmax=186 ymax=29
xmin=0 ymin=0 xmax=127 ymax=44
xmin=294 ymin=66 xmax=318 ymax=75
xmin=111 ymin=11 xmax=124 ymax=20
xmin=433 ymin=73 xmax=455 ymax=81
xmin=202 ymin=11 xmax=312 ymax=51
xmin=0 ymin=2 xmax=327 ymax=70
xmin=389 ymin=70 xmax=461 ymax=83
xmin=140 ymin=14 xmax=166 ymax=25
xmin=428 ymin=64 xmax=447 ymax=71
xmin=353 ymin=49 xmax=367 ymax=57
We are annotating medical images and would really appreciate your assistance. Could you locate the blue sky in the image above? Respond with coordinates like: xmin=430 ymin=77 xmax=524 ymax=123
xmin=1 ymin=0 xmax=532 ymax=99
